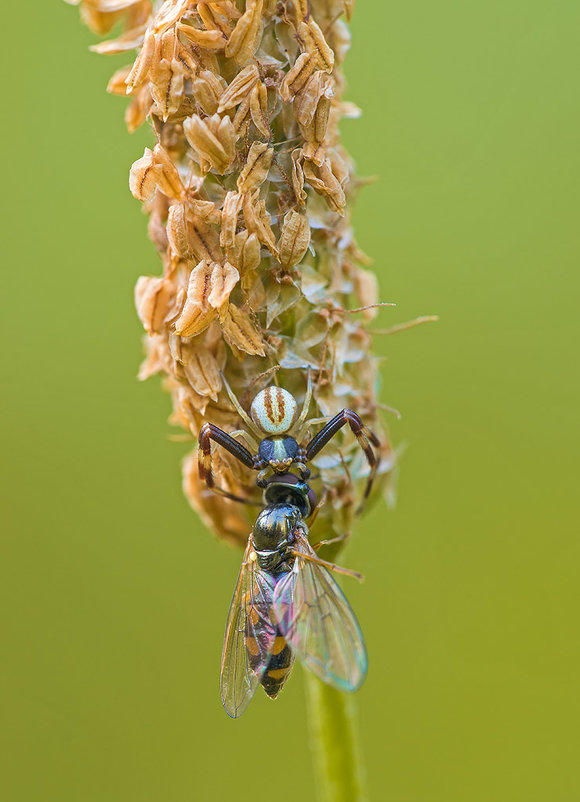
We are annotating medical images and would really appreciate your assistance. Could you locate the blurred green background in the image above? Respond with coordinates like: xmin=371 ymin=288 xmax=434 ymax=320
xmin=2 ymin=1 xmax=579 ymax=800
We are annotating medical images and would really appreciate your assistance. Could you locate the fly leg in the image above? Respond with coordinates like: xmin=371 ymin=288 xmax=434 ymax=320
xmin=312 ymin=532 xmax=351 ymax=551
xmin=289 ymin=549 xmax=363 ymax=582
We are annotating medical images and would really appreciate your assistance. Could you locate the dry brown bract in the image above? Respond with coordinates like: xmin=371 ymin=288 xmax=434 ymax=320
xmin=74 ymin=0 xmax=395 ymax=547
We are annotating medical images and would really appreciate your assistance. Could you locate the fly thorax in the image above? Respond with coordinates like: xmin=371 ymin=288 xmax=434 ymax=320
xmin=252 ymin=503 xmax=301 ymax=562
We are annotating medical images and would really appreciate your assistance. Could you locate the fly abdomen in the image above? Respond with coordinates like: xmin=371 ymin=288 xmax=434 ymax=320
xmin=260 ymin=629 xmax=293 ymax=699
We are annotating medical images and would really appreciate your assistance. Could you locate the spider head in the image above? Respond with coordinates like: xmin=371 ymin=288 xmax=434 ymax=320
xmin=250 ymin=386 xmax=298 ymax=435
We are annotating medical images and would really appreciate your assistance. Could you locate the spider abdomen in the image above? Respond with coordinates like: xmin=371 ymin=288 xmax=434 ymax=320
xmin=250 ymin=387 xmax=298 ymax=434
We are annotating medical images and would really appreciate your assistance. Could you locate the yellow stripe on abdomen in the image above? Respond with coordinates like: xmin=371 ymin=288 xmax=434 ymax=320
xmin=267 ymin=667 xmax=290 ymax=680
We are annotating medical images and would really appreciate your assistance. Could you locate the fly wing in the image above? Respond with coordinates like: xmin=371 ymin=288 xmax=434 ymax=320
xmin=220 ymin=542 xmax=277 ymax=718
xmin=272 ymin=535 xmax=367 ymax=692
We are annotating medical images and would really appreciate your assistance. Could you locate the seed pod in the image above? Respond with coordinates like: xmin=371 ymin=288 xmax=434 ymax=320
xmin=220 ymin=191 xmax=244 ymax=249
xmin=124 ymin=28 xmax=155 ymax=90
xmin=242 ymin=190 xmax=279 ymax=258
xmin=226 ymin=229 xmax=261 ymax=275
xmin=135 ymin=276 xmax=174 ymax=335
xmin=239 ymin=231 xmax=261 ymax=273
xmin=303 ymin=156 xmax=346 ymax=215
xmin=129 ymin=148 xmax=158 ymax=201
xmin=218 ymin=64 xmax=259 ymax=112
xmin=207 ymin=261 xmax=240 ymax=308
xmin=183 ymin=113 xmax=235 ymax=173
xmin=198 ymin=3 xmax=234 ymax=38
xmin=353 ymin=269 xmax=379 ymax=321
xmin=129 ymin=145 xmax=184 ymax=200
xmin=125 ymin=86 xmax=153 ymax=133
xmin=183 ymin=260 xmax=214 ymax=312
xmin=107 ymin=65 xmax=132 ymax=95
xmin=280 ymin=52 xmax=315 ymax=102
xmin=294 ymin=71 xmax=333 ymax=127
xmin=166 ymin=203 xmax=192 ymax=260
xmin=249 ymin=82 xmax=270 ymax=138
xmin=154 ymin=0 xmax=192 ymax=33
xmin=237 ymin=142 xmax=273 ymax=194
xmin=278 ymin=210 xmax=311 ymax=269
xmin=173 ymin=262 xmax=219 ymax=336
xmin=188 ymin=220 xmax=222 ymax=263
xmin=290 ymin=149 xmax=307 ymax=207
xmin=219 ymin=304 xmax=266 ymax=356
xmin=182 ymin=345 xmax=222 ymax=400
xmin=150 ymin=58 xmax=184 ymax=120
xmin=232 ymin=94 xmax=252 ymax=136
xmin=298 ymin=19 xmax=334 ymax=72
xmin=189 ymin=199 xmax=221 ymax=226
xmin=225 ymin=0 xmax=264 ymax=66
xmin=343 ymin=0 xmax=355 ymax=21
xmin=292 ymin=0 xmax=309 ymax=22
xmin=152 ymin=144 xmax=184 ymax=199
xmin=192 ymin=70 xmax=227 ymax=115
xmin=177 ymin=22 xmax=226 ymax=50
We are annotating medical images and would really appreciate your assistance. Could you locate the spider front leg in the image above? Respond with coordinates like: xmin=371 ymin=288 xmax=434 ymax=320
xmin=294 ymin=446 xmax=311 ymax=481
xmin=198 ymin=422 xmax=261 ymax=506
xmin=305 ymin=409 xmax=381 ymax=509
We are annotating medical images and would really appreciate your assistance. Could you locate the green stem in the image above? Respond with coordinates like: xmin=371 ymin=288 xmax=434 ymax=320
xmin=304 ymin=671 xmax=369 ymax=802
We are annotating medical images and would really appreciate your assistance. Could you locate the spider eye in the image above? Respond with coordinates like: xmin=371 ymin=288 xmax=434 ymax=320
xmin=251 ymin=387 xmax=298 ymax=434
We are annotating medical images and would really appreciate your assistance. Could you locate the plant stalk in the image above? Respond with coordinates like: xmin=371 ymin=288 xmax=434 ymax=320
xmin=304 ymin=671 xmax=369 ymax=802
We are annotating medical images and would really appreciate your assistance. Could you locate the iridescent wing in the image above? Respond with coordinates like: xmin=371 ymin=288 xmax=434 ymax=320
xmin=220 ymin=540 xmax=277 ymax=718
xmin=272 ymin=533 xmax=367 ymax=692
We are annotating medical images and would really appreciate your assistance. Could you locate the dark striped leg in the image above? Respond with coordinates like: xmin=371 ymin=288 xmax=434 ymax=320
xmin=198 ymin=422 xmax=260 ymax=505
xmin=305 ymin=409 xmax=380 ymax=508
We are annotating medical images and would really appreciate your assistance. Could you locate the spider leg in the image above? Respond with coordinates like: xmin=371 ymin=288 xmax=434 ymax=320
xmin=256 ymin=468 xmax=270 ymax=488
xmin=198 ymin=422 xmax=260 ymax=506
xmin=294 ymin=369 xmax=313 ymax=433
xmin=207 ymin=485 xmax=261 ymax=506
xmin=296 ymin=416 xmax=330 ymax=446
xmin=229 ymin=429 xmax=260 ymax=452
xmin=305 ymin=409 xmax=380 ymax=508
xmin=219 ymin=372 xmax=263 ymax=439
xmin=295 ymin=462 xmax=311 ymax=481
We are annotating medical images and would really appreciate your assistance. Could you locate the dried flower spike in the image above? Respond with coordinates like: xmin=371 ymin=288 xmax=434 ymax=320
xmin=73 ymin=0 xmax=397 ymax=547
